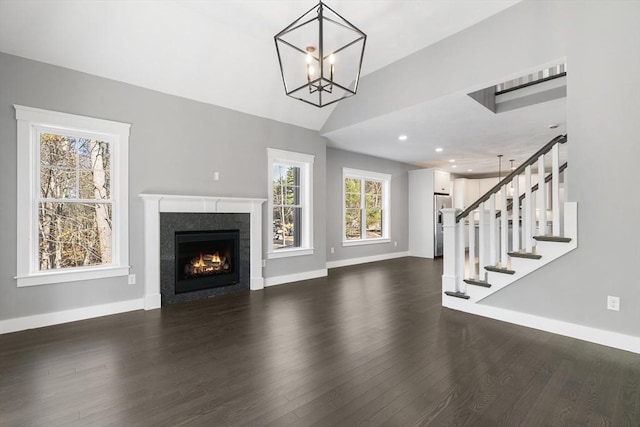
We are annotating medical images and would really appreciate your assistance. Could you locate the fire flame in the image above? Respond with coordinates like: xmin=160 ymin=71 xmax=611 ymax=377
xmin=185 ymin=252 xmax=228 ymax=277
xmin=194 ymin=253 xmax=205 ymax=268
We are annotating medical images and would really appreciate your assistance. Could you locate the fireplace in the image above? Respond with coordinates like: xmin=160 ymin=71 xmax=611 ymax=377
xmin=141 ymin=194 xmax=264 ymax=309
xmin=158 ymin=211 xmax=252 ymax=306
xmin=175 ymin=230 xmax=240 ymax=294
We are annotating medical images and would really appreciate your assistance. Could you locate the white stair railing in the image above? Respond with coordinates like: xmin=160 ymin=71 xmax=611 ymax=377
xmin=443 ymin=135 xmax=567 ymax=299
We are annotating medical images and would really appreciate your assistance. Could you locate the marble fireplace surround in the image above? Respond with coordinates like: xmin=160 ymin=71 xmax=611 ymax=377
xmin=139 ymin=194 xmax=266 ymax=310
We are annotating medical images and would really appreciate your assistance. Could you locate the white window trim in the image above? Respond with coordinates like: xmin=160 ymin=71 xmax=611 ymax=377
xmin=342 ymin=167 xmax=391 ymax=247
xmin=14 ymin=105 xmax=130 ymax=287
xmin=267 ymin=148 xmax=314 ymax=259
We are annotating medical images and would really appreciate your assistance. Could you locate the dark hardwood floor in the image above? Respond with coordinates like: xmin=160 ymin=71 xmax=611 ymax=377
xmin=1 ymin=257 xmax=639 ymax=426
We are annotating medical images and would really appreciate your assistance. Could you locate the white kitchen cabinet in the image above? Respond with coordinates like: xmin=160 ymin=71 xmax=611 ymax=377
xmin=408 ymin=168 xmax=451 ymax=258
xmin=434 ymin=169 xmax=451 ymax=194
xmin=453 ymin=179 xmax=466 ymax=209
xmin=453 ymin=178 xmax=481 ymax=209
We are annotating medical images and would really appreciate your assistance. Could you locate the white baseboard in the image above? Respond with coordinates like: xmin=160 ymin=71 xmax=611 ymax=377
xmin=444 ymin=297 xmax=640 ymax=354
xmin=326 ymin=251 xmax=409 ymax=269
xmin=0 ymin=298 xmax=145 ymax=334
xmin=264 ymin=268 xmax=328 ymax=287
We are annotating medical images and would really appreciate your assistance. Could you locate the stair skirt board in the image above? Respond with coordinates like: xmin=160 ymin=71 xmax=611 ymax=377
xmin=445 ymin=202 xmax=578 ymax=304
xmin=446 ymin=236 xmax=578 ymax=304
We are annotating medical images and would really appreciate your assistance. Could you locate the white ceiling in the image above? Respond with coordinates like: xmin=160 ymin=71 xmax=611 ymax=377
xmin=324 ymin=92 xmax=567 ymax=174
xmin=0 ymin=0 xmax=565 ymax=175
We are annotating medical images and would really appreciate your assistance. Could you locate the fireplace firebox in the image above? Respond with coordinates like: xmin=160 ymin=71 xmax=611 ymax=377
xmin=175 ymin=230 xmax=240 ymax=294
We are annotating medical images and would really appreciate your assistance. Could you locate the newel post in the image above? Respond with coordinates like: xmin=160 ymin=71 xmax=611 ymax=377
xmin=442 ymin=208 xmax=462 ymax=300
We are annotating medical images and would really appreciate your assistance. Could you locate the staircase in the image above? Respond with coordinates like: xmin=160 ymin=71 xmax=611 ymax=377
xmin=441 ymin=135 xmax=577 ymax=304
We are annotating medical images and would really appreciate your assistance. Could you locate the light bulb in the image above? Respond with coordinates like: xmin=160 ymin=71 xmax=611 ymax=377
xmin=306 ymin=53 xmax=312 ymax=64
xmin=329 ymin=54 xmax=335 ymax=64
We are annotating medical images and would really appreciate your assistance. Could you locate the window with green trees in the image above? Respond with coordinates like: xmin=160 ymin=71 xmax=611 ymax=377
xmin=267 ymin=148 xmax=314 ymax=258
xmin=343 ymin=168 xmax=391 ymax=244
xmin=272 ymin=163 xmax=301 ymax=249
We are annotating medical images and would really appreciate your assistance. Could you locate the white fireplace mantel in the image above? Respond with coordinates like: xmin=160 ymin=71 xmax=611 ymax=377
xmin=139 ymin=193 xmax=266 ymax=310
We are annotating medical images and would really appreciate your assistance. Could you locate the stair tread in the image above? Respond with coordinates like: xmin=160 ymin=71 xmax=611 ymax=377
xmin=533 ymin=235 xmax=572 ymax=243
xmin=444 ymin=291 xmax=470 ymax=299
xmin=508 ymin=251 xmax=542 ymax=260
xmin=464 ymin=278 xmax=492 ymax=288
xmin=485 ymin=265 xmax=516 ymax=275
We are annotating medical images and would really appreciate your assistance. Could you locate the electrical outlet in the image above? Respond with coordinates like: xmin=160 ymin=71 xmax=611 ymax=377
xmin=394 ymin=241 xmax=398 ymax=247
xmin=330 ymin=247 xmax=334 ymax=254
xmin=262 ymin=259 xmax=266 ymax=268
xmin=128 ymin=274 xmax=136 ymax=285
xmin=607 ymin=296 xmax=620 ymax=311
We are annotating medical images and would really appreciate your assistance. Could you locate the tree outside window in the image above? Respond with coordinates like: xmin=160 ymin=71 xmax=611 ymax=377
xmin=272 ymin=164 xmax=301 ymax=249
xmin=343 ymin=168 xmax=390 ymax=244
xmin=38 ymin=133 xmax=112 ymax=270
xmin=15 ymin=105 xmax=130 ymax=287
xmin=267 ymin=148 xmax=314 ymax=258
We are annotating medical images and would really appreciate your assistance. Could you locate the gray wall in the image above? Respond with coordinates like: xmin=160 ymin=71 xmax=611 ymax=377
xmin=0 ymin=53 xmax=326 ymax=321
xmin=481 ymin=0 xmax=640 ymax=337
xmin=326 ymin=147 xmax=416 ymax=263
xmin=324 ymin=0 xmax=639 ymax=337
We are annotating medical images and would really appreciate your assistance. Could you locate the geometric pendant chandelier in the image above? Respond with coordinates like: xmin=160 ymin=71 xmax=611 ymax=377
xmin=274 ymin=1 xmax=367 ymax=108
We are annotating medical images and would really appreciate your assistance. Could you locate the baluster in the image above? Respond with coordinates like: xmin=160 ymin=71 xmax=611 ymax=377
xmin=552 ymin=143 xmax=560 ymax=236
xmin=468 ymin=215 xmax=475 ymax=279
xmin=457 ymin=219 xmax=466 ymax=293
xmin=530 ymin=169 xmax=537 ymax=247
xmin=489 ymin=193 xmax=496 ymax=266
xmin=512 ymin=175 xmax=520 ymax=252
xmin=538 ymin=154 xmax=547 ymax=236
xmin=478 ymin=202 xmax=486 ymax=280
xmin=500 ymin=184 xmax=508 ymax=268
xmin=524 ymin=165 xmax=533 ymax=253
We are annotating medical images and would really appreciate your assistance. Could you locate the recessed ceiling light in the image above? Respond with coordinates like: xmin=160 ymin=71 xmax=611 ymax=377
xmin=398 ymin=134 xmax=408 ymax=141
xmin=548 ymin=124 xmax=559 ymax=129
xmin=449 ymin=159 xmax=455 ymax=163
xmin=467 ymin=169 xmax=473 ymax=172
xmin=435 ymin=147 xmax=443 ymax=152
xmin=451 ymin=165 xmax=457 ymax=168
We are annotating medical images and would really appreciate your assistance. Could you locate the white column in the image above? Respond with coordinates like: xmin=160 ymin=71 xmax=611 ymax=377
xmin=538 ymin=154 xmax=547 ymax=236
xmin=142 ymin=196 xmax=162 ymax=310
xmin=441 ymin=208 xmax=461 ymax=296
xmin=552 ymin=143 xmax=560 ymax=236
xmin=249 ymin=202 xmax=265 ymax=290
xmin=489 ymin=193 xmax=496 ymax=266
xmin=512 ymin=176 xmax=520 ymax=253
xmin=500 ymin=184 xmax=508 ymax=267
xmin=524 ymin=165 xmax=533 ymax=253
xmin=468 ymin=215 xmax=475 ymax=279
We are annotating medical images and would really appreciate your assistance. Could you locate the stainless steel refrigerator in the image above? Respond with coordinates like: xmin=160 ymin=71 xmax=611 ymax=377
xmin=434 ymin=194 xmax=452 ymax=257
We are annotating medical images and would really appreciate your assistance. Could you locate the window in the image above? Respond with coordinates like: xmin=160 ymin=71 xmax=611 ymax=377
xmin=15 ymin=105 xmax=130 ymax=286
xmin=267 ymin=148 xmax=314 ymax=258
xmin=343 ymin=168 xmax=391 ymax=246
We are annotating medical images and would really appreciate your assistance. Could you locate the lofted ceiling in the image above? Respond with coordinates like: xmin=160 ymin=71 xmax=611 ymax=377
xmin=0 ymin=0 xmax=565 ymax=175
